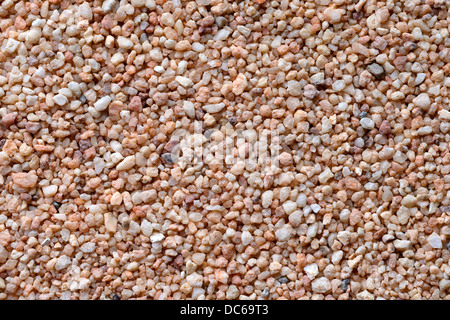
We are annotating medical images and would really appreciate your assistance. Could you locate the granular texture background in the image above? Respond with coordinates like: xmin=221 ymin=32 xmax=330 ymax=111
xmin=0 ymin=0 xmax=449 ymax=300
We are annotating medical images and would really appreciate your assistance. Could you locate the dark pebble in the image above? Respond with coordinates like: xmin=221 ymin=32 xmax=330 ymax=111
xmin=341 ymin=278 xmax=350 ymax=291
xmin=53 ymin=201 xmax=62 ymax=209
xmin=161 ymin=153 xmax=175 ymax=164
xmin=195 ymin=108 xmax=205 ymax=120
xmin=367 ymin=63 xmax=385 ymax=80
xmin=278 ymin=276 xmax=289 ymax=284
xmin=358 ymin=111 xmax=368 ymax=119
xmin=228 ymin=116 xmax=237 ymax=125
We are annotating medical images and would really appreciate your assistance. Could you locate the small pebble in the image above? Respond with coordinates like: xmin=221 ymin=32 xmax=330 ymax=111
xmin=412 ymin=93 xmax=431 ymax=110
xmin=360 ymin=118 xmax=375 ymax=130
xmin=367 ymin=63 xmax=385 ymax=79
xmin=94 ymin=96 xmax=112 ymax=112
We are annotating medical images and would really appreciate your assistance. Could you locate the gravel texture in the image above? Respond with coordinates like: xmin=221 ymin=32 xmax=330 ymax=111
xmin=0 ymin=0 xmax=449 ymax=300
